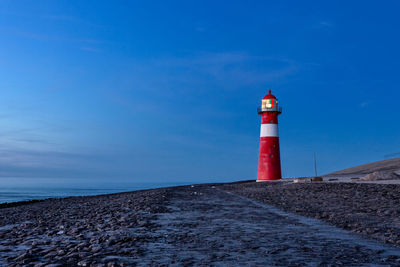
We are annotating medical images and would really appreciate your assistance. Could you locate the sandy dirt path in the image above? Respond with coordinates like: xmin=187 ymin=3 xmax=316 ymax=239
xmin=139 ymin=185 xmax=400 ymax=266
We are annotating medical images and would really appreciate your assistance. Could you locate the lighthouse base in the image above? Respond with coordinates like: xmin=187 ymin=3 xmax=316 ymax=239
xmin=257 ymin=136 xmax=282 ymax=182
xmin=256 ymin=179 xmax=281 ymax=182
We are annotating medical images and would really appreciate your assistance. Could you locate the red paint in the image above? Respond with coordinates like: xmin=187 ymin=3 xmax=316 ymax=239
xmin=261 ymin=112 xmax=279 ymax=124
xmin=262 ymin=89 xmax=276 ymax=100
xmin=257 ymin=90 xmax=282 ymax=181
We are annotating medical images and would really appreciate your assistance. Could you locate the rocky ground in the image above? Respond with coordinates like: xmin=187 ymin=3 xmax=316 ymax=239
xmin=328 ymin=157 xmax=400 ymax=176
xmin=0 ymin=188 xmax=171 ymax=266
xmin=2 ymin=182 xmax=400 ymax=266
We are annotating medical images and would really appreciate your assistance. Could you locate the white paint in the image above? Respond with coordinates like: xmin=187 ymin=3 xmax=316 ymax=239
xmin=260 ymin=124 xmax=278 ymax=137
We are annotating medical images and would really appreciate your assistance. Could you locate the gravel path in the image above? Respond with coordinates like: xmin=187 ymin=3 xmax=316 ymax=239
xmin=140 ymin=185 xmax=400 ymax=266
xmin=221 ymin=181 xmax=400 ymax=247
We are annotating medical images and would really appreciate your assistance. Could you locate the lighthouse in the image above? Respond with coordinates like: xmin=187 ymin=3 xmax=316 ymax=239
xmin=257 ymin=90 xmax=282 ymax=181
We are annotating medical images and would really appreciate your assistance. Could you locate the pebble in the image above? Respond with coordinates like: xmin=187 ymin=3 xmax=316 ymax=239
xmin=77 ymin=260 xmax=90 ymax=266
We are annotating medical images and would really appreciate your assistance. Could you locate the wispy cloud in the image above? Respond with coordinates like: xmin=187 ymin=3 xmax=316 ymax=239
xmin=43 ymin=14 xmax=104 ymax=28
xmin=80 ymin=47 xmax=102 ymax=53
xmin=0 ymin=25 xmax=103 ymax=44
xmin=0 ymin=139 xmax=117 ymax=178
xmin=0 ymin=103 xmax=108 ymax=178
xmin=195 ymin=26 xmax=206 ymax=32
xmin=43 ymin=14 xmax=82 ymax=22
xmin=313 ymin=20 xmax=334 ymax=29
xmin=145 ymin=52 xmax=298 ymax=89
xmin=103 ymin=52 xmax=299 ymax=115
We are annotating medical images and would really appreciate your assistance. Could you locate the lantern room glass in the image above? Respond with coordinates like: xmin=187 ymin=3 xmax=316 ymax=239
xmin=258 ymin=99 xmax=282 ymax=113
xmin=262 ymin=99 xmax=277 ymax=109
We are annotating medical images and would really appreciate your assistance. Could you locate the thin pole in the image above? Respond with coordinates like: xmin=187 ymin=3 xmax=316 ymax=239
xmin=314 ymin=152 xmax=318 ymax=176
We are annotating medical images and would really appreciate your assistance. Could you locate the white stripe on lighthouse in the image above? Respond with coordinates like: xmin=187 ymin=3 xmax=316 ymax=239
xmin=260 ymin=124 xmax=279 ymax=137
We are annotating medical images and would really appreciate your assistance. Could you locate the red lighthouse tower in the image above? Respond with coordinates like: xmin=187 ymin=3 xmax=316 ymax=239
xmin=257 ymin=90 xmax=282 ymax=181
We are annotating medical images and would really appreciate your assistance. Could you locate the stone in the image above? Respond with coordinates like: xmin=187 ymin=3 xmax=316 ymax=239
xmin=293 ymin=178 xmax=310 ymax=183
xmin=77 ymin=260 xmax=90 ymax=266
xmin=360 ymin=171 xmax=400 ymax=181
xmin=44 ymin=251 xmax=58 ymax=258
xmin=311 ymin=177 xmax=323 ymax=182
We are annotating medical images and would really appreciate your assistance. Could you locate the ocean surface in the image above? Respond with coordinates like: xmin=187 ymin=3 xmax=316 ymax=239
xmin=0 ymin=182 xmax=191 ymax=204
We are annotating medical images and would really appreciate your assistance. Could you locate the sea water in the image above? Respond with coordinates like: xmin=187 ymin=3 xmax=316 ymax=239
xmin=0 ymin=182 xmax=190 ymax=204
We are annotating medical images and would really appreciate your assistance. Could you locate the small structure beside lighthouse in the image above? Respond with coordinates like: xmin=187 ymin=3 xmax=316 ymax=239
xmin=257 ymin=90 xmax=282 ymax=181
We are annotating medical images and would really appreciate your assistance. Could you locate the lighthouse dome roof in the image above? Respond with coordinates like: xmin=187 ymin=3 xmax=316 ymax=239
xmin=263 ymin=90 xmax=276 ymax=99
xmin=263 ymin=89 xmax=276 ymax=100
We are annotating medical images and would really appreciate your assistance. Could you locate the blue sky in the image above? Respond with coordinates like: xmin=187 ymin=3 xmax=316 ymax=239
xmin=0 ymin=0 xmax=399 ymax=186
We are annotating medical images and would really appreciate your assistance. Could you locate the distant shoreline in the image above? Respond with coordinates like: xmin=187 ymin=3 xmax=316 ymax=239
xmin=0 ymin=181 xmax=201 ymax=207
xmin=0 ymin=184 xmax=178 ymax=209
xmin=0 ymin=198 xmax=47 ymax=209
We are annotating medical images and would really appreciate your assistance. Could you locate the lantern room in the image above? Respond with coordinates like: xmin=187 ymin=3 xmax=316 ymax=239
xmin=257 ymin=90 xmax=282 ymax=114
